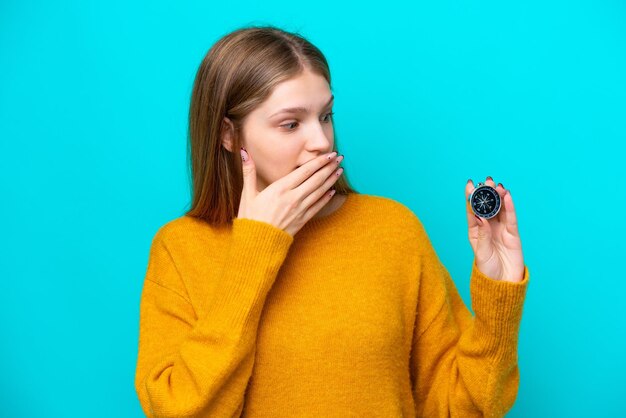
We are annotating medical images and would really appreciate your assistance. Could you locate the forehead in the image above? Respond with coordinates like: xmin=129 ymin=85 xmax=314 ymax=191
xmin=261 ymin=70 xmax=331 ymax=110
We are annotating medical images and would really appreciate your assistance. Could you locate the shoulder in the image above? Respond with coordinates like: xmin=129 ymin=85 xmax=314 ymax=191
xmin=150 ymin=214 xmax=228 ymax=251
xmin=146 ymin=215 xmax=230 ymax=290
xmin=353 ymin=193 xmax=429 ymax=243
xmin=355 ymin=193 xmax=425 ymax=228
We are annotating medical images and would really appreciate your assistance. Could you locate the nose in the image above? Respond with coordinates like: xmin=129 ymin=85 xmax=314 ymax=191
xmin=305 ymin=120 xmax=333 ymax=155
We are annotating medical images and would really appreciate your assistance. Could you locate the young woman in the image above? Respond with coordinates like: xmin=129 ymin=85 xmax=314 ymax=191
xmin=134 ymin=25 xmax=530 ymax=418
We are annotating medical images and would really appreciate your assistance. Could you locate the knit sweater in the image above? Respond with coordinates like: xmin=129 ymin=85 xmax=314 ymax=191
xmin=134 ymin=192 xmax=530 ymax=418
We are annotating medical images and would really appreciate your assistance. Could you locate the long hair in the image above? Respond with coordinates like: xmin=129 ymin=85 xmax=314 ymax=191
xmin=184 ymin=25 xmax=358 ymax=225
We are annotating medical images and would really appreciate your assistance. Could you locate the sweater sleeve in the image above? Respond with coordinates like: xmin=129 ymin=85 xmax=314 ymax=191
xmin=409 ymin=233 xmax=529 ymax=418
xmin=134 ymin=217 xmax=294 ymax=418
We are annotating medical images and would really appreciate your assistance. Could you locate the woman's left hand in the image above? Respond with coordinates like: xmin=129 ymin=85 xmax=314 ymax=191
xmin=465 ymin=177 xmax=525 ymax=283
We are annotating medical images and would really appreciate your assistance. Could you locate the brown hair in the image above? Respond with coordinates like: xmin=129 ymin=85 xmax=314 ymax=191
xmin=184 ymin=24 xmax=358 ymax=226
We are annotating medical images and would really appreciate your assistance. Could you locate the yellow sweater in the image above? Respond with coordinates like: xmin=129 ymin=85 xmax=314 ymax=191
xmin=134 ymin=192 xmax=530 ymax=418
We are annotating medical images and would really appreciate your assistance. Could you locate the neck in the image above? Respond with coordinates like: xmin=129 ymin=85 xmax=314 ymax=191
xmin=311 ymin=193 xmax=346 ymax=220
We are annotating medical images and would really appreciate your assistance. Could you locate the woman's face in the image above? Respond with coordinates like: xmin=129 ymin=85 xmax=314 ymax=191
xmin=229 ymin=69 xmax=335 ymax=193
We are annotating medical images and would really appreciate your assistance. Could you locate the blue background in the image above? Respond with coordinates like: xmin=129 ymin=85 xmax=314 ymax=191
xmin=1 ymin=0 xmax=624 ymax=416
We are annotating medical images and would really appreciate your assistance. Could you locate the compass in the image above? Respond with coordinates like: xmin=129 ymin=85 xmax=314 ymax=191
xmin=468 ymin=182 xmax=501 ymax=219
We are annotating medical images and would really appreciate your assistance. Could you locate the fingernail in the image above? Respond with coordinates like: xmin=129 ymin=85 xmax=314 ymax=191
xmin=474 ymin=214 xmax=483 ymax=224
xmin=467 ymin=178 xmax=472 ymax=184
xmin=240 ymin=147 xmax=248 ymax=162
xmin=487 ymin=176 xmax=493 ymax=181
xmin=498 ymin=182 xmax=504 ymax=188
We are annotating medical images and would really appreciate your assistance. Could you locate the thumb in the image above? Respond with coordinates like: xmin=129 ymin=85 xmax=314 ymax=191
xmin=240 ymin=147 xmax=257 ymax=198
xmin=474 ymin=214 xmax=494 ymax=259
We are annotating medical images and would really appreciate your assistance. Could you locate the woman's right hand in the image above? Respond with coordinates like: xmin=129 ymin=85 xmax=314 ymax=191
xmin=236 ymin=148 xmax=344 ymax=237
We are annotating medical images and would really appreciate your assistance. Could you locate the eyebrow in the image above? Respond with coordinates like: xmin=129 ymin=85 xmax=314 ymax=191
xmin=268 ymin=95 xmax=334 ymax=118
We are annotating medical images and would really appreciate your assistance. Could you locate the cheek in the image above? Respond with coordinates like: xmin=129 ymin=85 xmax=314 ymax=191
xmin=256 ymin=156 xmax=296 ymax=183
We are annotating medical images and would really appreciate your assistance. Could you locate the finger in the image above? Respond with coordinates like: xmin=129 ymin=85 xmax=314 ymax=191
xmin=302 ymin=184 xmax=337 ymax=221
xmin=301 ymin=160 xmax=343 ymax=210
xmin=240 ymin=147 xmax=257 ymax=202
xmin=490 ymin=179 xmax=518 ymax=234
xmin=281 ymin=151 xmax=337 ymax=190
xmin=494 ymin=181 xmax=508 ymax=223
xmin=484 ymin=176 xmax=507 ymax=223
xmin=466 ymin=179 xmax=492 ymax=243
xmin=501 ymin=187 xmax=519 ymax=235
xmin=465 ymin=179 xmax=481 ymax=227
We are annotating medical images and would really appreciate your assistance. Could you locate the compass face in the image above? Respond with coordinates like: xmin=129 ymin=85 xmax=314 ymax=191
xmin=470 ymin=186 xmax=501 ymax=219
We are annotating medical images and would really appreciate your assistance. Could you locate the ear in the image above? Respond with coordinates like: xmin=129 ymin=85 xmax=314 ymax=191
xmin=221 ymin=117 xmax=236 ymax=152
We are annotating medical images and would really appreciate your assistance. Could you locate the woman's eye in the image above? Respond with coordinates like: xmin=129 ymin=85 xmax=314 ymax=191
xmin=280 ymin=112 xmax=334 ymax=131
xmin=281 ymin=121 xmax=298 ymax=130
